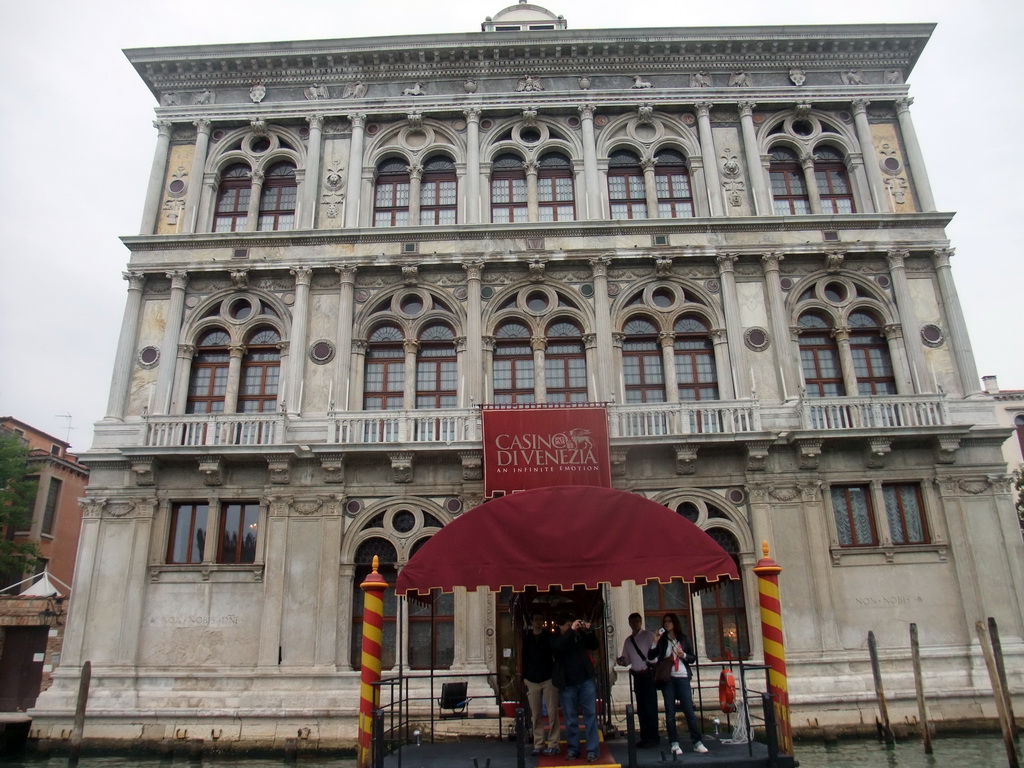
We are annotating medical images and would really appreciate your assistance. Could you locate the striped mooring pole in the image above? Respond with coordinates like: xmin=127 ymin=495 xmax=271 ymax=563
xmin=753 ymin=540 xmax=792 ymax=755
xmin=357 ymin=555 xmax=389 ymax=768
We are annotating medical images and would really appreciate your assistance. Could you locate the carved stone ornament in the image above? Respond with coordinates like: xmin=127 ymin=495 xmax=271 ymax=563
xmin=655 ymin=256 xmax=673 ymax=277
xmin=796 ymin=439 xmax=823 ymax=471
xmin=402 ymin=265 xmax=419 ymax=285
xmin=320 ymin=453 xmax=344 ymax=483
xmin=106 ymin=499 xmax=137 ymax=518
xmin=885 ymin=69 xmax=903 ymax=85
xmin=610 ymin=448 xmax=628 ymax=477
xmin=460 ymin=451 xmax=483 ymax=481
xmin=674 ymin=444 xmax=698 ymax=475
xmin=402 ymin=82 xmax=426 ymax=96
xmin=267 ymin=455 xmax=291 ymax=484
xmin=690 ymin=73 xmax=712 ymax=88
xmin=723 ymin=179 xmax=745 ymax=208
xmin=250 ymin=83 xmax=267 ymax=103
xmin=936 ymin=435 xmax=961 ymax=465
xmin=198 ymin=456 xmax=224 ymax=487
xmin=304 ymin=84 xmax=331 ymax=100
xmin=80 ymin=497 xmax=106 ymax=518
xmin=958 ymin=478 xmax=989 ymax=495
xmin=516 ymin=75 xmax=544 ymax=92
xmin=866 ymin=438 xmax=892 ymax=469
xmin=528 ymin=259 xmax=546 ymax=282
xmin=131 ymin=457 xmax=156 ymax=486
xmin=390 ymin=453 xmax=414 ymax=483
xmin=632 ymin=75 xmax=653 ymax=89
xmin=768 ymin=486 xmax=799 ymax=503
xmin=637 ymin=104 xmax=654 ymax=124
xmin=746 ymin=441 xmax=771 ymax=472
xmin=825 ymin=252 xmax=845 ymax=273
xmin=407 ymin=112 xmax=424 ymax=130
xmin=160 ymin=92 xmax=180 ymax=106
xmin=789 ymin=68 xmax=807 ymax=86
xmin=464 ymin=78 xmax=478 ymax=94
xmin=521 ymin=108 xmax=538 ymax=128
xmin=342 ymin=81 xmax=367 ymax=99
xmin=578 ymin=76 xmax=592 ymax=90
xmin=729 ymin=71 xmax=750 ymax=87
xmin=841 ymin=70 xmax=866 ymax=86
xmin=293 ymin=498 xmax=324 ymax=516
xmin=721 ymin=149 xmax=741 ymax=179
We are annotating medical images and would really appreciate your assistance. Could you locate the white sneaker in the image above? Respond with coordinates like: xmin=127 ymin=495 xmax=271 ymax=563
xmin=694 ymin=740 xmax=709 ymax=754
xmin=670 ymin=742 xmax=683 ymax=756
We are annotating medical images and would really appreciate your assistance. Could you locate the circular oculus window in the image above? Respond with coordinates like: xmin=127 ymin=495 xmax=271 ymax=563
xmin=309 ymin=340 xmax=336 ymax=364
xmin=920 ymin=324 xmax=944 ymax=347
xmin=744 ymin=327 xmax=770 ymax=351
xmin=138 ymin=346 xmax=160 ymax=367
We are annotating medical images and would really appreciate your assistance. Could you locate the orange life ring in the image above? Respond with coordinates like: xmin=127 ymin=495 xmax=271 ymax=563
xmin=719 ymin=669 xmax=737 ymax=713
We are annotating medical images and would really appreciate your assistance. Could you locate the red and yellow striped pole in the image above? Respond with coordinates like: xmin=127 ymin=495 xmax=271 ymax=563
xmin=357 ymin=555 xmax=389 ymax=768
xmin=753 ymin=540 xmax=792 ymax=755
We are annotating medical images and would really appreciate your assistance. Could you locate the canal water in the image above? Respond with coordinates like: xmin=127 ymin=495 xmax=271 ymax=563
xmin=4 ymin=736 xmax=1018 ymax=767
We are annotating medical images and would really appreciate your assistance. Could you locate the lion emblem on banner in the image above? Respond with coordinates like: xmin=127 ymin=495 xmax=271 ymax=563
xmin=550 ymin=427 xmax=594 ymax=450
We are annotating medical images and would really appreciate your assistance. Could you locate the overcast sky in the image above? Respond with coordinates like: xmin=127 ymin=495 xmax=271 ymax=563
xmin=1 ymin=0 xmax=1021 ymax=453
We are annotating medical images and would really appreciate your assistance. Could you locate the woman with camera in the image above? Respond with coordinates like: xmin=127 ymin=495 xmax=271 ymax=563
xmin=648 ymin=613 xmax=709 ymax=756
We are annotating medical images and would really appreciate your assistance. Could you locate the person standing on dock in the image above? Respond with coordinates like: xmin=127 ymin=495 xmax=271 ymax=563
xmin=617 ymin=612 xmax=660 ymax=748
xmin=523 ymin=612 xmax=561 ymax=756
xmin=552 ymin=611 xmax=601 ymax=761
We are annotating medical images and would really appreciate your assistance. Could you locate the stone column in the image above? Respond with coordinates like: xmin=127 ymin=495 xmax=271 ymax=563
xmin=403 ymin=339 xmax=420 ymax=408
xmin=851 ymin=100 xmax=886 ymax=213
xmin=846 ymin=152 xmax=873 ymax=214
xmin=170 ymin=343 xmax=195 ymax=415
xmin=716 ymin=254 xmax=749 ymax=397
xmin=933 ymin=248 xmax=982 ymax=394
xmin=641 ymin=155 xmax=659 ymax=218
xmin=345 ymin=113 xmax=367 ymax=228
xmin=579 ymin=104 xmax=602 ymax=219
xmin=883 ymin=324 xmax=913 ymax=395
xmin=895 ymin=98 xmax=936 ymax=212
xmin=800 ymin=152 xmax=823 ymax=214
xmin=351 ymin=340 xmax=368 ymax=409
xmin=153 ymin=271 xmax=189 ymax=414
xmin=886 ymin=249 xmax=926 ymax=392
xmin=531 ymin=337 xmax=548 ymax=402
xmin=832 ymin=327 xmax=860 ymax=396
xmin=407 ymin=164 xmax=423 ymax=225
xmin=464 ymin=109 xmax=482 ymax=224
xmin=140 ymin=121 xmax=173 ymax=234
xmin=462 ymin=261 xmax=485 ymax=405
xmin=689 ymin=157 xmax=710 ymax=217
xmin=738 ymin=103 xmax=770 ymax=215
xmin=302 ymin=115 xmax=324 ymax=229
xmin=287 ymin=267 xmax=313 ymax=413
xmin=582 ymin=333 xmax=598 ymax=401
xmin=659 ymin=332 xmax=679 ymax=402
xmin=761 ymin=254 xmax=800 ymax=400
xmin=525 ymin=160 xmax=540 ymax=222
xmin=105 ymin=272 xmax=147 ymax=419
xmin=224 ymin=344 xmax=245 ymax=414
xmin=245 ymin=171 xmax=265 ymax=232
xmin=334 ymin=266 xmax=357 ymax=410
xmin=589 ymin=257 xmax=615 ymax=401
xmin=183 ymin=119 xmax=211 ymax=233
xmin=710 ymin=329 xmax=735 ymax=400
xmin=695 ymin=102 xmax=724 ymax=216
xmin=257 ymin=500 xmax=289 ymax=667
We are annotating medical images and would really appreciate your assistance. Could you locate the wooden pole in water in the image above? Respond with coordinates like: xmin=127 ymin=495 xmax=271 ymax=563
xmin=990 ymin=617 xmax=1019 ymax=738
xmin=977 ymin=620 xmax=1019 ymax=768
xmin=867 ymin=631 xmax=895 ymax=745
xmin=69 ymin=660 xmax=91 ymax=759
xmin=909 ymin=623 xmax=932 ymax=754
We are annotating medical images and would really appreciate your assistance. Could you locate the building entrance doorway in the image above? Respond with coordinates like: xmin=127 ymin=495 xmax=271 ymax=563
xmin=0 ymin=626 xmax=48 ymax=711
xmin=495 ymin=585 xmax=613 ymax=731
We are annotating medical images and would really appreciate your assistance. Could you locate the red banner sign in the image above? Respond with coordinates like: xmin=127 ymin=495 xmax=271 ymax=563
xmin=481 ymin=404 xmax=612 ymax=497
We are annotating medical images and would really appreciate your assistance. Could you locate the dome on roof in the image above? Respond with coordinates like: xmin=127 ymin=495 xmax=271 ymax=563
xmin=482 ymin=2 xmax=566 ymax=32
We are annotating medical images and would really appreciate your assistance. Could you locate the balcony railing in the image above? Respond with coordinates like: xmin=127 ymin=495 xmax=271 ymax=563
xmin=799 ymin=394 xmax=949 ymax=431
xmin=330 ymin=409 xmax=481 ymax=444
xmin=606 ymin=400 xmax=761 ymax=438
xmin=143 ymin=413 xmax=285 ymax=447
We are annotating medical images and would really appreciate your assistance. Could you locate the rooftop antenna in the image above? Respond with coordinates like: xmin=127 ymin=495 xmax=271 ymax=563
xmin=55 ymin=413 xmax=75 ymax=443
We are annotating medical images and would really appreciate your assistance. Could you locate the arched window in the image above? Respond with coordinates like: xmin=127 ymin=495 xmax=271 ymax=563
xmin=654 ymin=149 xmax=694 ymax=218
xmin=238 ymin=328 xmax=281 ymax=413
xmin=674 ymin=316 xmax=718 ymax=401
xmin=849 ymin=311 xmax=895 ymax=394
xmin=537 ymin=152 xmax=575 ymax=222
xmin=416 ymin=324 xmax=458 ymax=408
xmin=545 ymin=320 xmax=588 ymax=403
xmin=257 ymin=162 xmax=297 ymax=231
xmin=608 ymin=149 xmax=647 ymax=219
xmin=491 ymin=154 xmax=528 ymax=223
xmin=351 ymin=538 xmax=398 ymax=669
xmin=186 ymin=329 xmax=231 ymax=413
xmin=364 ymin=325 xmax=405 ymax=410
xmin=373 ymin=159 xmax=411 ymax=227
xmin=420 ymin=156 xmax=457 ymax=226
xmin=492 ymin=322 xmax=535 ymax=404
xmin=213 ymin=164 xmax=252 ymax=232
xmin=798 ymin=313 xmax=844 ymax=397
xmin=408 ymin=537 xmax=454 ymax=669
xmin=701 ymin=528 xmax=750 ymax=661
xmin=769 ymin=147 xmax=811 ymax=215
xmin=622 ymin=318 xmax=665 ymax=403
xmin=814 ymin=146 xmax=855 ymax=214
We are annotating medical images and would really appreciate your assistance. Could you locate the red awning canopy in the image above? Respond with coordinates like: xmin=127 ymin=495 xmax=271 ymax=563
xmin=396 ymin=485 xmax=739 ymax=596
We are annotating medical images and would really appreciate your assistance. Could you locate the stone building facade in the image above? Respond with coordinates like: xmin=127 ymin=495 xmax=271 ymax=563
xmin=30 ymin=4 xmax=1024 ymax=750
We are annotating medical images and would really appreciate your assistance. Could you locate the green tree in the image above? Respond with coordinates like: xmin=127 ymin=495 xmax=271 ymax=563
xmin=0 ymin=432 xmax=41 ymax=586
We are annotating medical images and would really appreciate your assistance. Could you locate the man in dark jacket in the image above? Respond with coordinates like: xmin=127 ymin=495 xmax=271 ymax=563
xmin=551 ymin=612 xmax=600 ymax=761
xmin=522 ymin=612 xmax=560 ymax=756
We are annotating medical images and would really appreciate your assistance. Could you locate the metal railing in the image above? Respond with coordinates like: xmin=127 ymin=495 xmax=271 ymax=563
xmin=799 ymin=393 xmax=948 ymax=431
